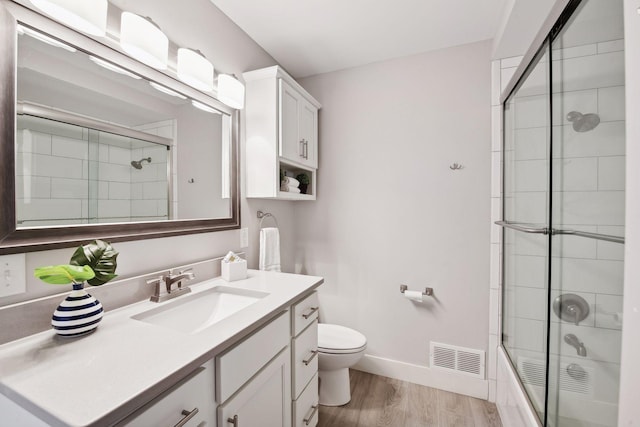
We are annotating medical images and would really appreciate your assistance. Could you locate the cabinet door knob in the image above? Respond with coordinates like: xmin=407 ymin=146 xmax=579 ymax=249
xmin=227 ymin=414 xmax=239 ymax=426
xmin=303 ymin=349 xmax=318 ymax=366
xmin=301 ymin=306 xmax=319 ymax=319
xmin=174 ymin=408 xmax=198 ymax=427
xmin=303 ymin=405 xmax=318 ymax=425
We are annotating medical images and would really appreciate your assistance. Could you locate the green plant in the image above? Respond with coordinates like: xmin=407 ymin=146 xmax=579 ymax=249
xmin=296 ymin=173 xmax=310 ymax=185
xmin=34 ymin=240 xmax=119 ymax=286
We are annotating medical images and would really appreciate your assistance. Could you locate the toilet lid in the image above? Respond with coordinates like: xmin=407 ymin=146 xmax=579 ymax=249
xmin=318 ymin=323 xmax=367 ymax=351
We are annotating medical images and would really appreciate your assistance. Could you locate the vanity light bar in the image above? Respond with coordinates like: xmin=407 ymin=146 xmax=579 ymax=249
xmin=29 ymin=0 xmax=108 ymax=37
xmin=89 ymin=56 xmax=142 ymax=80
xmin=149 ymin=81 xmax=187 ymax=99
xmin=120 ymin=12 xmax=169 ymax=70
xmin=217 ymin=74 xmax=245 ymax=110
xmin=177 ymin=48 xmax=214 ymax=92
xmin=191 ymin=100 xmax=221 ymax=114
xmin=17 ymin=25 xmax=77 ymax=52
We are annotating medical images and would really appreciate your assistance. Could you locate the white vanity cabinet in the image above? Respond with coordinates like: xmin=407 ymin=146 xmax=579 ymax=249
xmin=244 ymin=66 xmax=321 ymax=200
xmin=120 ymin=360 xmax=216 ymax=426
xmin=291 ymin=292 xmax=320 ymax=427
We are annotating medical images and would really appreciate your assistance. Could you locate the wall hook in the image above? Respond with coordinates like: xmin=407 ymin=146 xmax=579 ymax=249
xmin=188 ymin=178 xmax=195 ymax=183
xmin=449 ymin=163 xmax=463 ymax=170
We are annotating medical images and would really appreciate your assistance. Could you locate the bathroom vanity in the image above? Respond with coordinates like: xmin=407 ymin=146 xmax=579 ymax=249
xmin=0 ymin=270 xmax=322 ymax=427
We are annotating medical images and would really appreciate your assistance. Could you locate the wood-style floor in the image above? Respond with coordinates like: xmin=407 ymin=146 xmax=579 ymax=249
xmin=317 ymin=370 xmax=502 ymax=427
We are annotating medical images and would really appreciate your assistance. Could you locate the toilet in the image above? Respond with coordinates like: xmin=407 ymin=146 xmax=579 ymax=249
xmin=317 ymin=323 xmax=367 ymax=406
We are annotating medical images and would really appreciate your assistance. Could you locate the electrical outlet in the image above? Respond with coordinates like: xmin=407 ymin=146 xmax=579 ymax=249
xmin=240 ymin=227 xmax=249 ymax=248
xmin=0 ymin=253 xmax=26 ymax=297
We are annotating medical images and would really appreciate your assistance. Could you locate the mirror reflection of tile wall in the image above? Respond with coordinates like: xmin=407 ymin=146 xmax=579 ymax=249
xmin=16 ymin=115 xmax=170 ymax=227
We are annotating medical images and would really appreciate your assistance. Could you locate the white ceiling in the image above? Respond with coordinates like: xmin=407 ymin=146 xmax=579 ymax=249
xmin=210 ymin=0 xmax=509 ymax=78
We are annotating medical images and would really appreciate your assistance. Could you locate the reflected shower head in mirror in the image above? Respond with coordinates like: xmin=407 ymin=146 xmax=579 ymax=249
xmin=131 ymin=157 xmax=152 ymax=169
xmin=566 ymin=111 xmax=600 ymax=132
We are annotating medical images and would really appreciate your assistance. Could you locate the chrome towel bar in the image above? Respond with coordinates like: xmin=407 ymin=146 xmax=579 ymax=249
xmin=495 ymin=221 xmax=624 ymax=244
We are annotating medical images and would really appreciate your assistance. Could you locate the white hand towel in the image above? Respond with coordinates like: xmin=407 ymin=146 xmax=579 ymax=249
xmin=259 ymin=227 xmax=281 ymax=272
xmin=280 ymin=185 xmax=301 ymax=193
xmin=282 ymin=176 xmax=300 ymax=187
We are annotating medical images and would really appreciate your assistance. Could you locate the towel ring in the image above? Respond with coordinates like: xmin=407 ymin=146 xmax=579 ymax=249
xmin=257 ymin=210 xmax=279 ymax=229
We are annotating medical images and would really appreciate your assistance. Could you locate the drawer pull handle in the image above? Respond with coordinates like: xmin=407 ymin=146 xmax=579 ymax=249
xmin=174 ymin=408 xmax=199 ymax=427
xmin=227 ymin=414 xmax=239 ymax=426
xmin=303 ymin=405 xmax=318 ymax=425
xmin=302 ymin=306 xmax=319 ymax=319
xmin=303 ymin=350 xmax=318 ymax=366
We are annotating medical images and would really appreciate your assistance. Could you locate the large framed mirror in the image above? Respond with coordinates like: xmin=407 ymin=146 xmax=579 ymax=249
xmin=0 ymin=1 xmax=240 ymax=254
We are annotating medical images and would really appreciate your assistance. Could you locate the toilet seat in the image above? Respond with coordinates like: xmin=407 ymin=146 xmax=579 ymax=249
xmin=318 ymin=323 xmax=367 ymax=354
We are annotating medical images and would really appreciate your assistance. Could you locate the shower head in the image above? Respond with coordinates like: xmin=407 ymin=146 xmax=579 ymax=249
xmin=566 ymin=111 xmax=600 ymax=132
xmin=131 ymin=157 xmax=151 ymax=169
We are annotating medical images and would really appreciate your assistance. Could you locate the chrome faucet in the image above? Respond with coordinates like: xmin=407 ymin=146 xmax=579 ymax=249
xmin=564 ymin=333 xmax=587 ymax=357
xmin=147 ymin=268 xmax=195 ymax=303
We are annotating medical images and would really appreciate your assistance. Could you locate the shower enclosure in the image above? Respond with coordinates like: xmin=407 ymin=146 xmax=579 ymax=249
xmin=499 ymin=0 xmax=625 ymax=426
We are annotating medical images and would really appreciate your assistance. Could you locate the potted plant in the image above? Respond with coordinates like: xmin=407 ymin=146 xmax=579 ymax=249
xmin=34 ymin=240 xmax=119 ymax=337
xmin=296 ymin=173 xmax=310 ymax=194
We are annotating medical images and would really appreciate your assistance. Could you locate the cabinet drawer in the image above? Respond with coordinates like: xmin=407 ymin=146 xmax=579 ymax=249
xmin=120 ymin=360 xmax=215 ymax=426
xmin=293 ymin=320 xmax=318 ymax=399
xmin=292 ymin=292 xmax=319 ymax=337
xmin=293 ymin=374 xmax=319 ymax=427
xmin=216 ymin=311 xmax=290 ymax=403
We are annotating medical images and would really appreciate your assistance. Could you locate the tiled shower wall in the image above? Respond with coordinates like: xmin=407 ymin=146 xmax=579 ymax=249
xmin=493 ymin=38 xmax=625 ymax=426
xmin=16 ymin=117 xmax=171 ymax=225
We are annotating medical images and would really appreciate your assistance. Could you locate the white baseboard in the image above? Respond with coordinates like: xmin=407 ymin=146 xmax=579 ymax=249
xmin=353 ymin=354 xmax=489 ymax=400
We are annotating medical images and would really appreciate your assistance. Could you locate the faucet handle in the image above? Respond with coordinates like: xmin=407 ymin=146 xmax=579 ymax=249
xmin=146 ymin=275 xmax=167 ymax=301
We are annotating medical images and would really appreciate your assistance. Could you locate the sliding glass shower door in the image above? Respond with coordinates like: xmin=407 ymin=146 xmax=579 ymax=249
xmin=501 ymin=1 xmax=625 ymax=426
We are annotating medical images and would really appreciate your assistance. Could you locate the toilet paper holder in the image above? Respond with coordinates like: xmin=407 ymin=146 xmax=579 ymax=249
xmin=400 ymin=284 xmax=434 ymax=296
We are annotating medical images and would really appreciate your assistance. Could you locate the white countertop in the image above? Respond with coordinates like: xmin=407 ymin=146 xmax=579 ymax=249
xmin=0 ymin=270 xmax=323 ymax=427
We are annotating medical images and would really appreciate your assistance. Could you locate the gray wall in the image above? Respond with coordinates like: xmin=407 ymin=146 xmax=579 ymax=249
xmin=296 ymin=40 xmax=492 ymax=365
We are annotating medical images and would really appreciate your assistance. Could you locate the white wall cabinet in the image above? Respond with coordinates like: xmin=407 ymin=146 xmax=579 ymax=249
xmin=244 ymin=66 xmax=321 ymax=200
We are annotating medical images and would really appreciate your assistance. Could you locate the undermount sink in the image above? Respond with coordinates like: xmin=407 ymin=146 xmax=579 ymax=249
xmin=132 ymin=286 xmax=269 ymax=334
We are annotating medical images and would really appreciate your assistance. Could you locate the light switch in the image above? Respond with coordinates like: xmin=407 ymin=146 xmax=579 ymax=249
xmin=0 ymin=253 xmax=26 ymax=297
xmin=240 ymin=227 xmax=249 ymax=248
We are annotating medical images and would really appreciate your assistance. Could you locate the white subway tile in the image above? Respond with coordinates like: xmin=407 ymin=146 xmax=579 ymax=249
xmin=514 ymin=95 xmax=548 ymax=129
xmin=491 ymin=106 xmax=502 ymax=151
xmin=17 ymin=130 xmax=52 ymax=155
xmin=131 ymin=183 xmax=143 ymax=199
xmin=143 ymin=145 xmax=170 ymax=163
xmin=549 ymin=323 xmax=621 ymax=364
xmin=143 ymin=182 xmax=168 ymax=200
xmin=597 ymin=39 xmax=624 ymax=54
xmin=98 ymin=163 xmax=131 ymax=183
xmin=16 ymin=198 xmax=82 ymax=221
xmin=131 ymin=200 xmax=157 ymax=217
xmin=513 ymin=255 xmax=547 ymax=288
xmin=596 ymin=226 xmax=625 ymax=261
xmin=552 ymin=157 xmax=598 ymax=192
xmin=501 ymin=56 xmax=523 ymax=69
xmin=551 ymin=226 xmax=598 ymax=259
xmin=513 ymin=318 xmax=545 ymax=352
xmin=514 ymin=127 xmax=547 ymax=160
xmin=549 ymin=289 xmax=595 ymax=327
xmin=109 ymin=146 xmax=132 ymax=166
xmin=97 ymin=199 xmax=131 ymax=218
xmin=19 ymin=153 xmax=83 ymax=179
xmin=500 ymin=67 xmax=517 ymax=95
xmin=513 ymin=286 xmax=547 ymax=321
xmin=157 ymin=200 xmax=169 ymax=217
xmin=551 ymin=89 xmax=598 ymax=125
xmin=109 ymin=182 xmax=131 ymax=200
xmin=492 ymin=61 xmax=501 ymax=106
xmin=15 ymin=176 xmax=50 ymax=199
xmin=99 ymin=132 xmax=131 ymax=149
xmin=552 ymin=122 xmax=625 ymax=158
xmin=51 ymin=135 xmax=89 ymax=160
xmin=598 ymin=86 xmax=625 ymax=122
xmin=509 ymin=191 xmax=548 ymax=224
xmin=552 ymin=43 xmax=596 ymax=60
xmin=551 ymin=258 xmax=624 ymax=295
xmin=598 ymin=156 xmax=625 ymax=191
xmin=514 ymin=160 xmax=548 ymax=192
xmin=98 ymin=143 xmax=109 ymax=162
xmin=595 ymin=294 xmax=623 ymax=330
xmin=553 ymin=51 xmax=624 ymax=92
xmin=510 ymin=229 xmax=548 ymax=257
xmin=50 ymin=178 xmax=88 ymax=199
xmin=553 ymin=191 xmax=625 ymax=226
xmin=491 ymin=151 xmax=502 ymax=198
xmin=490 ymin=243 xmax=501 ymax=290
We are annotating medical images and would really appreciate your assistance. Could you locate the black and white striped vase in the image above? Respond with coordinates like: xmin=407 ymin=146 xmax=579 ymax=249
xmin=51 ymin=283 xmax=104 ymax=337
